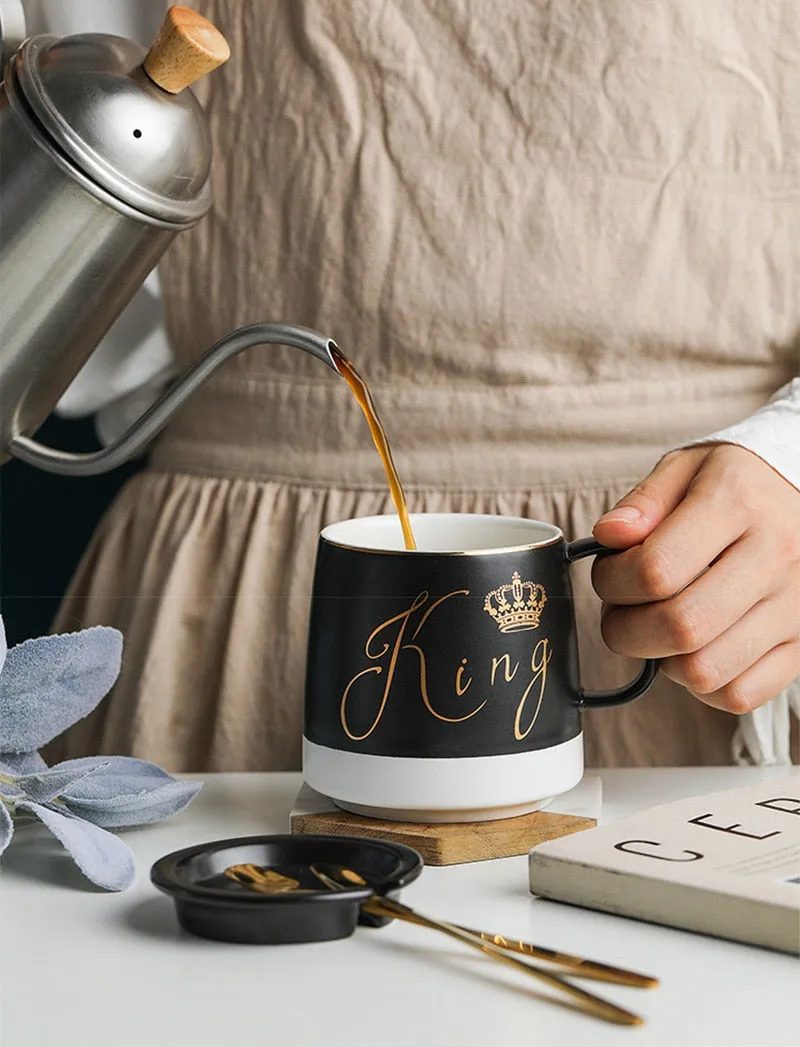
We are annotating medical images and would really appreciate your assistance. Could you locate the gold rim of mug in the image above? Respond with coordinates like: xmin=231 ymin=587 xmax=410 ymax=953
xmin=319 ymin=533 xmax=563 ymax=557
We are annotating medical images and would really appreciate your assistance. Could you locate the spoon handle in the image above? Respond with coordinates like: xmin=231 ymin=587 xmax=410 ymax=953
xmin=306 ymin=863 xmax=655 ymax=988
xmin=447 ymin=927 xmax=657 ymax=988
xmin=364 ymin=897 xmax=643 ymax=1027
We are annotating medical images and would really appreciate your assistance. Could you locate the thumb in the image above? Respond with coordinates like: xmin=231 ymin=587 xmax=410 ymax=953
xmin=593 ymin=447 xmax=709 ymax=549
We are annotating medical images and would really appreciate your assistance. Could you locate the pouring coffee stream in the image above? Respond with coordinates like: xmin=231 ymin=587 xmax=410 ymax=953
xmin=330 ymin=347 xmax=417 ymax=550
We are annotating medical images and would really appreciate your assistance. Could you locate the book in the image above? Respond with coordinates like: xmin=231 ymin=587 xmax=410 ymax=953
xmin=528 ymin=774 xmax=800 ymax=954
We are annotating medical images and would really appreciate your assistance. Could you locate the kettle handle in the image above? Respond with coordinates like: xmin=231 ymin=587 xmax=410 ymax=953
xmin=143 ymin=6 xmax=231 ymax=95
xmin=8 ymin=323 xmax=340 ymax=477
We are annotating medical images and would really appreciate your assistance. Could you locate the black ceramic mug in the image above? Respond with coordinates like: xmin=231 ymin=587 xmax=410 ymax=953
xmin=304 ymin=514 xmax=657 ymax=822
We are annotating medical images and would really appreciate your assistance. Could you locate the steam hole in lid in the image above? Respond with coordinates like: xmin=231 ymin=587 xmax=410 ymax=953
xmin=133 ymin=129 xmax=142 ymax=138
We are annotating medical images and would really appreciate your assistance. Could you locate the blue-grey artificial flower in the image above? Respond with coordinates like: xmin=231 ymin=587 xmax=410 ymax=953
xmin=0 ymin=616 xmax=201 ymax=890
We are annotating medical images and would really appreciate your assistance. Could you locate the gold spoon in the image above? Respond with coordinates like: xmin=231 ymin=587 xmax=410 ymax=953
xmin=224 ymin=861 xmax=649 ymax=1026
xmin=307 ymin=863 xmax=644 ymax=1027
xmin=223 ymin=864 xmax=309 ymax=894
xmin=314 ymin=864 xmax=656 ymax=988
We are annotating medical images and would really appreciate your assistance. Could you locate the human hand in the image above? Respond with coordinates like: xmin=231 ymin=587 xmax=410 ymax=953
xmin=591 ymin=445 xmax=800 ymax=714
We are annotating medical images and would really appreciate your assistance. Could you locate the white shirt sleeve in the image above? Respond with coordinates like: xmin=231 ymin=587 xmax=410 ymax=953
xmin=685 ymin=377 xmax=800 ymax=492
xmin=24 ymin=0 xmax=176 ymax=444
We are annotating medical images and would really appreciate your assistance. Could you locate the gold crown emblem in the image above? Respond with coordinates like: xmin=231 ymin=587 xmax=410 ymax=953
xmin=483 ymin=572 xmax=547 ymax=633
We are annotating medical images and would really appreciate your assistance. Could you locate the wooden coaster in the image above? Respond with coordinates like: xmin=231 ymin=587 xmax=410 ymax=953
xmin=290 ymin=806 xmax=596 ymax=866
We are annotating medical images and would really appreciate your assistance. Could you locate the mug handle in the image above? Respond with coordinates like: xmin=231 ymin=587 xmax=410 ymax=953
xmin=565 ymin=538 xmax=659 ymax=709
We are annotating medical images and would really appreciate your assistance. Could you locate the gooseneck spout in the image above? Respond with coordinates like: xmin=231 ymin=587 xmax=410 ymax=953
xmin=7 ymin=323 xmax=340 ymax=477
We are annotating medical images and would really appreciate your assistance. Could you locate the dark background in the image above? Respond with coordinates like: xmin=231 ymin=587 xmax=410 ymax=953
xmin=0 ymin=415 xmax=141 ymax=646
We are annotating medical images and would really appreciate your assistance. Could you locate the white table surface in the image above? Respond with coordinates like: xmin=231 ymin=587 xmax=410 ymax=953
xmin=1 ymin=767 xmax=797 ymax=1047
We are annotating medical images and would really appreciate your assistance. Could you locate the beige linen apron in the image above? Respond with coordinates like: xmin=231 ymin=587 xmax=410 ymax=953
xmin=51 ymin=0 xmax=800 ymax=771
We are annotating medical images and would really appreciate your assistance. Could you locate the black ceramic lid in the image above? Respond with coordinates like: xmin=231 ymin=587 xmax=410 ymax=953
xmin=151 ymin=834 xmax=424 ymax=945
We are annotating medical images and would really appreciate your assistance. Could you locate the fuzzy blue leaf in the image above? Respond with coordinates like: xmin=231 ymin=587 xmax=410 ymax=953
xmin=15 ymin=761 xmax=109 ymax=804
xmin=18 ymin=801 xmax=135 ymax=891
xmin=0 ymin=801 xmax=12 ymax=855
xmin=0 ymin=752 xmax=48 ymax=775
xmin=0 ymin=776 xmax=22 ymax=798
xmin=0 ymin=627 xmax=122 ymax=752
xmin=53 ymin=756 xmax=173 ymax=797
xmin=56 ymin=756 xmax=201 ymax=828
xmin=64 ymin=780 xmax=202 ymax=829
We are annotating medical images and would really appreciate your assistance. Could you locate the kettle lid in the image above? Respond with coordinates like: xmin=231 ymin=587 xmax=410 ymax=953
xmin=14 ymin=10 xmax=229 ymax=226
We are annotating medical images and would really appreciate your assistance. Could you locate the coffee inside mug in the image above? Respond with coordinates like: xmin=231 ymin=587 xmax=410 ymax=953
xmin=321 ymin=513 xmax=562 ymax=554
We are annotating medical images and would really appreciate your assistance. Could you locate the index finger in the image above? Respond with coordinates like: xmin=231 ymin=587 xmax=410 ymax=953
xmin=592 ymin=472 xmax=747 ymax=606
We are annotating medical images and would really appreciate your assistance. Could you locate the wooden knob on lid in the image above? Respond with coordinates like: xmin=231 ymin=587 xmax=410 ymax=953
xmin=144 ymin=5 xmax=230 ymax=94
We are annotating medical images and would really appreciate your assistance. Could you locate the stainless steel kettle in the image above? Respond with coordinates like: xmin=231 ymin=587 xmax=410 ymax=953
xmin=0 ymin=5 xmax=338 ymax=477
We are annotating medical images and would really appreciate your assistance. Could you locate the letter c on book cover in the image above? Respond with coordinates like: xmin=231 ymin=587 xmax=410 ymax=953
xmin=614 ymin=839 xmax=704 ymax=862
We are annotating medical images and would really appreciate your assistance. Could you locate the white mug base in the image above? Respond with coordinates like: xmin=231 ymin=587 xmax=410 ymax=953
xmin=302 ymin=733 xmax=583 ymax=824
xmin=334 ymin=796 xmax=555 ymax=824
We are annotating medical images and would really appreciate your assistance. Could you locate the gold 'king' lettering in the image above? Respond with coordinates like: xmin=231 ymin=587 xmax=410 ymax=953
xmin=491 ymin=654 xmax=519 ymax=685
xmin=455 ymin=659 xmax=473 ymax=696
xmin=514 ymin=638 xmax=552 ymax=740
xmin=339 ymin=591 xmax=427 ymax=741
xmin=489 ymin=642 xmax=553 ymax=740
xmin=339 ymin=591 xmax=554 ymax=742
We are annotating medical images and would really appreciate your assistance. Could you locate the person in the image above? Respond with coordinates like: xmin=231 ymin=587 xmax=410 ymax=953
xmin=48 ymin=0 xmax=800 ymax=771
